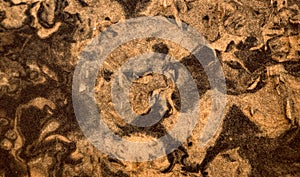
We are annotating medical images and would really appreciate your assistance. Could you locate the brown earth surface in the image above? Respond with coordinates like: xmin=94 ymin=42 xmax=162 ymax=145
xmin=0 ymin=0 xmax=300 ymax=176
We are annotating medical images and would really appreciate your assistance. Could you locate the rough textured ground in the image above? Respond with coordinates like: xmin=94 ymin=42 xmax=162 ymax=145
xmin=0 ymin=0 xmax=300 ymax=176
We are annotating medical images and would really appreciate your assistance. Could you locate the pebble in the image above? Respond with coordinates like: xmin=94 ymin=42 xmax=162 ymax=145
xmin=0 ymin=138 xmax=12 ymax=151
